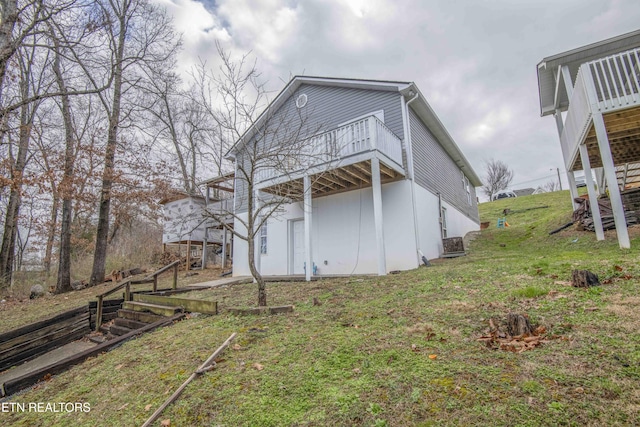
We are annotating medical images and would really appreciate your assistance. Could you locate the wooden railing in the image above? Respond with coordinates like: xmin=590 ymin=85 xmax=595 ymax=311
xmin=255 ymin=115 xmax=403 ymax=184
xmin=94 ymin=260 xmax=180 ymax=331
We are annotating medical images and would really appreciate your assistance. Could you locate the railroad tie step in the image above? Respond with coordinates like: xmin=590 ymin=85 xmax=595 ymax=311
xmin=122 ymin=301 xmax=183 ymax=317
xmin=109 ymin=324 xmax=133 ymax=336
xmin=114 ymin=317 xmax=147 ymax=330
xmin=117 ymin=309 xmax=164 ymax=324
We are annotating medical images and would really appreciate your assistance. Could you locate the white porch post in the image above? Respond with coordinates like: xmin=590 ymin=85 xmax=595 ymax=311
xmin=578 ymin=144 xmax=605 ymax=240
xmin=583 ymin=67 xmax=631 ymax=249
xmin=592 ymin=111 xmax=630 ymax=248
xmin=303 ymin=175 xmax=313 ymax=281
xmin=554 ymin=110 xmax=579 ymax=209
xmin=221 ymin=228 xmax=227 ymax=269
xmin=202 ymin=231 xmax=208 ymax=269
xmin=371 ymin=157 xmax=387 ymax=276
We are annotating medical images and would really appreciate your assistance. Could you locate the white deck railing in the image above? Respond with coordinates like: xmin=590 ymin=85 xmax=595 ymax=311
xmin=560 ymin=68 xmax=592 ymax=167
xmin=560 ymin=47 xmax=640 ymax=169
xmin=587 ymin=47 xmax=640 ymax=111
xmin=255 ymin=115 xmax=403 ymax=184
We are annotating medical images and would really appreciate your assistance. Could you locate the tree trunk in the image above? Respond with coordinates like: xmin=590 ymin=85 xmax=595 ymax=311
xmin=571 ymin=270 xmax=600 ymax=288
xmin=506 ymin=313 xmax=534 ymax=337
xmin=0 ymin=105 xmax=31 ymax=285
xmin=50 ymin=30 xmax=75 ymax=293
xmin=90 ymin=3 xmax=127 ymax=286
xmin=43 ymin=193 xmax=59 ymax=274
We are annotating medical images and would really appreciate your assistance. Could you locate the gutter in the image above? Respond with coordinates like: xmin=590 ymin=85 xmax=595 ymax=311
xmin=402 ymin=88 xmax=424 ymax=266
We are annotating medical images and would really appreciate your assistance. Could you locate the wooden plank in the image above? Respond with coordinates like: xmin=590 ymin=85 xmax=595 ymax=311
xmin=132 ymin=294 xmax=218 ymax=315
xmin=88 ymin=299 xmax=123 ymax=309
xmin=0 ymin=314 xmax=89 ymax=361
xmin=0 ymin=323 xmax=90 ymax=372
xmin=1 ymin=313 xmax=185 ymax=397
xmin=0 ymin=306 xmax=87 ymax=343
xmin=117 ymin=309 xmax=164 ymax=324
xmin=122 ymin=301 xmax=183 ymax=317
xmin=0 ymin=312 xmax=89 ymax=353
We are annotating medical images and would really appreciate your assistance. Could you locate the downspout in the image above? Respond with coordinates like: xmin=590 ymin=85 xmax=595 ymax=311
xmin=403 ymin=89 xmax=425 ymax=266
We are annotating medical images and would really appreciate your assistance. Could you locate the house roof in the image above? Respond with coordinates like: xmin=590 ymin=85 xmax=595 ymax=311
xmin=513 ymin=188 xmax=535 ymax=197
xmin=225 ymin=75 xmax=482 ymax=187
xmin=537 ymin=29 xmax=640 ymax=117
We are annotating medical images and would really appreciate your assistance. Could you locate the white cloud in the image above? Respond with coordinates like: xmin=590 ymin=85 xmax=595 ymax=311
xmin=159 ymin=0 xmax=640 ymax=188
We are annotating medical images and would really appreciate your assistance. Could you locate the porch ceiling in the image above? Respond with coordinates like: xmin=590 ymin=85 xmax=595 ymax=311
xmin=571 ymin=106 xmax=640 ymax=171
xmin=258 ymin=159 xmax=403 ymax=199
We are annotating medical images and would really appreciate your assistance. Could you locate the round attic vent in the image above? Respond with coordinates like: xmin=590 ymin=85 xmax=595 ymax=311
xmin=296 ymin=93 xmax=308 ymax=108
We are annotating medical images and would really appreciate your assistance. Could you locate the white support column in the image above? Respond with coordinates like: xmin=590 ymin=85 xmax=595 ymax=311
xmin=221 ymin=229 xmax=227 ymax=269
xmin=561 ymin=65 xmax=574 ymax=99
xmin=554 ymin=110 xmax=579 ymax=209
xmin=578 ymin=144 xmax=605 ymax=241
xmin=303 ymin=176 xmax=313 ymax=281
xmin=202 ymin=231 xmax=208 ymax=269
xmin=371 ymin=157 xmax=387 ymax=276
xmin=595 ymin=168 xmax=606 ymax=195
xmin=592 ymin=111 xmax=630 ymax=248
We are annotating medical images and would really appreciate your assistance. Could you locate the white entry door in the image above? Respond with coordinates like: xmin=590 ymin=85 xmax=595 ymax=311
xmin=291 ymin=220 xmax=305 ymax=274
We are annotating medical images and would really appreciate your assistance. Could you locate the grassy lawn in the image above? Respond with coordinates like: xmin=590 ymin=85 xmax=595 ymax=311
xmin=3 ymin=190 xmax=640 ymax=426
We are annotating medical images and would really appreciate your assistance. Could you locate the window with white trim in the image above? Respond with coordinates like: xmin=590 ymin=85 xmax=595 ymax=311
xmin=260 ymin=221 xmax=268 ymax=255
xmin=461 ymin=171 xmax=471 ymax=205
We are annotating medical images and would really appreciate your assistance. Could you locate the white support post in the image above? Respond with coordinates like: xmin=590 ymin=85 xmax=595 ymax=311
xmin=596 ymin=167 xmax=606 ymax=196
xmin=221 ymin=229 xmax=227 ymax=269
xmin=371 ymin=157 xmax=387 ymax=276
xmin=202 ymin=231 xmax=208 ymax=269
xmin=592 ymin=112 xmax=630 ymax=248
xmin=303 ymin=176 xmax=313 ymax=282
xmin=578 ymin=144 xmax=605 ymax=241
xmin=554 ymin=110 xmax=579 ymax=209
xmin=561 ymin=65 xmax=574 ymax=99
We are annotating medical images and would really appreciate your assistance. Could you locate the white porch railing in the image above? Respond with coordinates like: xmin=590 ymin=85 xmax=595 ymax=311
xmin=255 ymin=115 xmax=403 ymax=184
xmin=587 ymin=47 xmax=640 ymax=111
xmin=560 ymin=47 xmax=640 ymax=169
xmin=560 ymin=68 xmax=592 ymax=168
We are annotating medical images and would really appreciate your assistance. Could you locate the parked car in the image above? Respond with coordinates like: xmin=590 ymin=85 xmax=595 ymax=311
xmin=575 ymin=177 xmax=587 ymax=187
xmin=492 ymin=190 xmax=517 ymax=201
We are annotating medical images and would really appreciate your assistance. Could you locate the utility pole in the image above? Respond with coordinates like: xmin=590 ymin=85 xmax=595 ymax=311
xmin=556 ymin=168 xmax=563 ymax=191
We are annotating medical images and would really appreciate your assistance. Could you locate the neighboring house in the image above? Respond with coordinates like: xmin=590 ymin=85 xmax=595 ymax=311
xmin=537 ymin=30 xmax=640 ymax=248
xmin=514 ymin=188 xmax=535 ymax=197
xmin=226 ymin=76 xmax=482 ymax=279
xmin=160 ymin=173 xmax=235 ymax=267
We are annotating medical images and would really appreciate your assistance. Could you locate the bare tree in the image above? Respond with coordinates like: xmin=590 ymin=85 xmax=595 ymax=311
xmin=541 ymin=180 xmax=560 ymax=193
xmin=58 ymin=0 xmax=180 ymax=286
xmin=483 ymin=159 xmax=514 ymax=201
xmin=202 ymin=44 xmax=334 ymax=307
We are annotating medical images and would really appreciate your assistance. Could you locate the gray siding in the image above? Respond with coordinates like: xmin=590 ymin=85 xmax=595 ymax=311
xmin=410 ymin=109 xmax=480 ymax=223
xmin=234 ymin=84 xmax=405 ymax=213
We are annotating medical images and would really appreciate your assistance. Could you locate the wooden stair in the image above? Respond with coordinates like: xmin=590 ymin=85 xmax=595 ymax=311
xmin=92 ymin=301 xmax=184 ymax=342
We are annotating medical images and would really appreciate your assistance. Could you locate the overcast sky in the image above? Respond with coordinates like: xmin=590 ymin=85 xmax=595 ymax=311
xmin=155 ymin=0 xmax=639 ymax=196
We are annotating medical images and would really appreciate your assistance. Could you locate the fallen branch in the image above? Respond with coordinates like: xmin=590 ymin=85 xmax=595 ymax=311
xmin=548 ymin=221 xmax=574 ymax=235
xmin=141 ymin=332 xmax=238 ymax=427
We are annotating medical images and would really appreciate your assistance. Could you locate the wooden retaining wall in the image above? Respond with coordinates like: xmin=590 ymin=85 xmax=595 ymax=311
xmin=0 ymin=307 xmax=90 ymax=372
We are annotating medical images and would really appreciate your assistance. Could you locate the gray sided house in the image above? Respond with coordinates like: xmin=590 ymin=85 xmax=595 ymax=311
xmin=228 ymin=76 xmax=482 ymax=279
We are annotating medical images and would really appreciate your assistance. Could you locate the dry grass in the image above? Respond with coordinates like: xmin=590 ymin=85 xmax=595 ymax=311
xmin=2 ymin=190 xmax=640 ymax=426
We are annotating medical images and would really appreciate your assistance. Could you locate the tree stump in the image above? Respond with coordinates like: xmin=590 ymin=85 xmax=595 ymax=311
xmin=506 ymin=313 xmax=533 ymax=337
xmin=571 ymin=270 xmax=600 ymax=288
